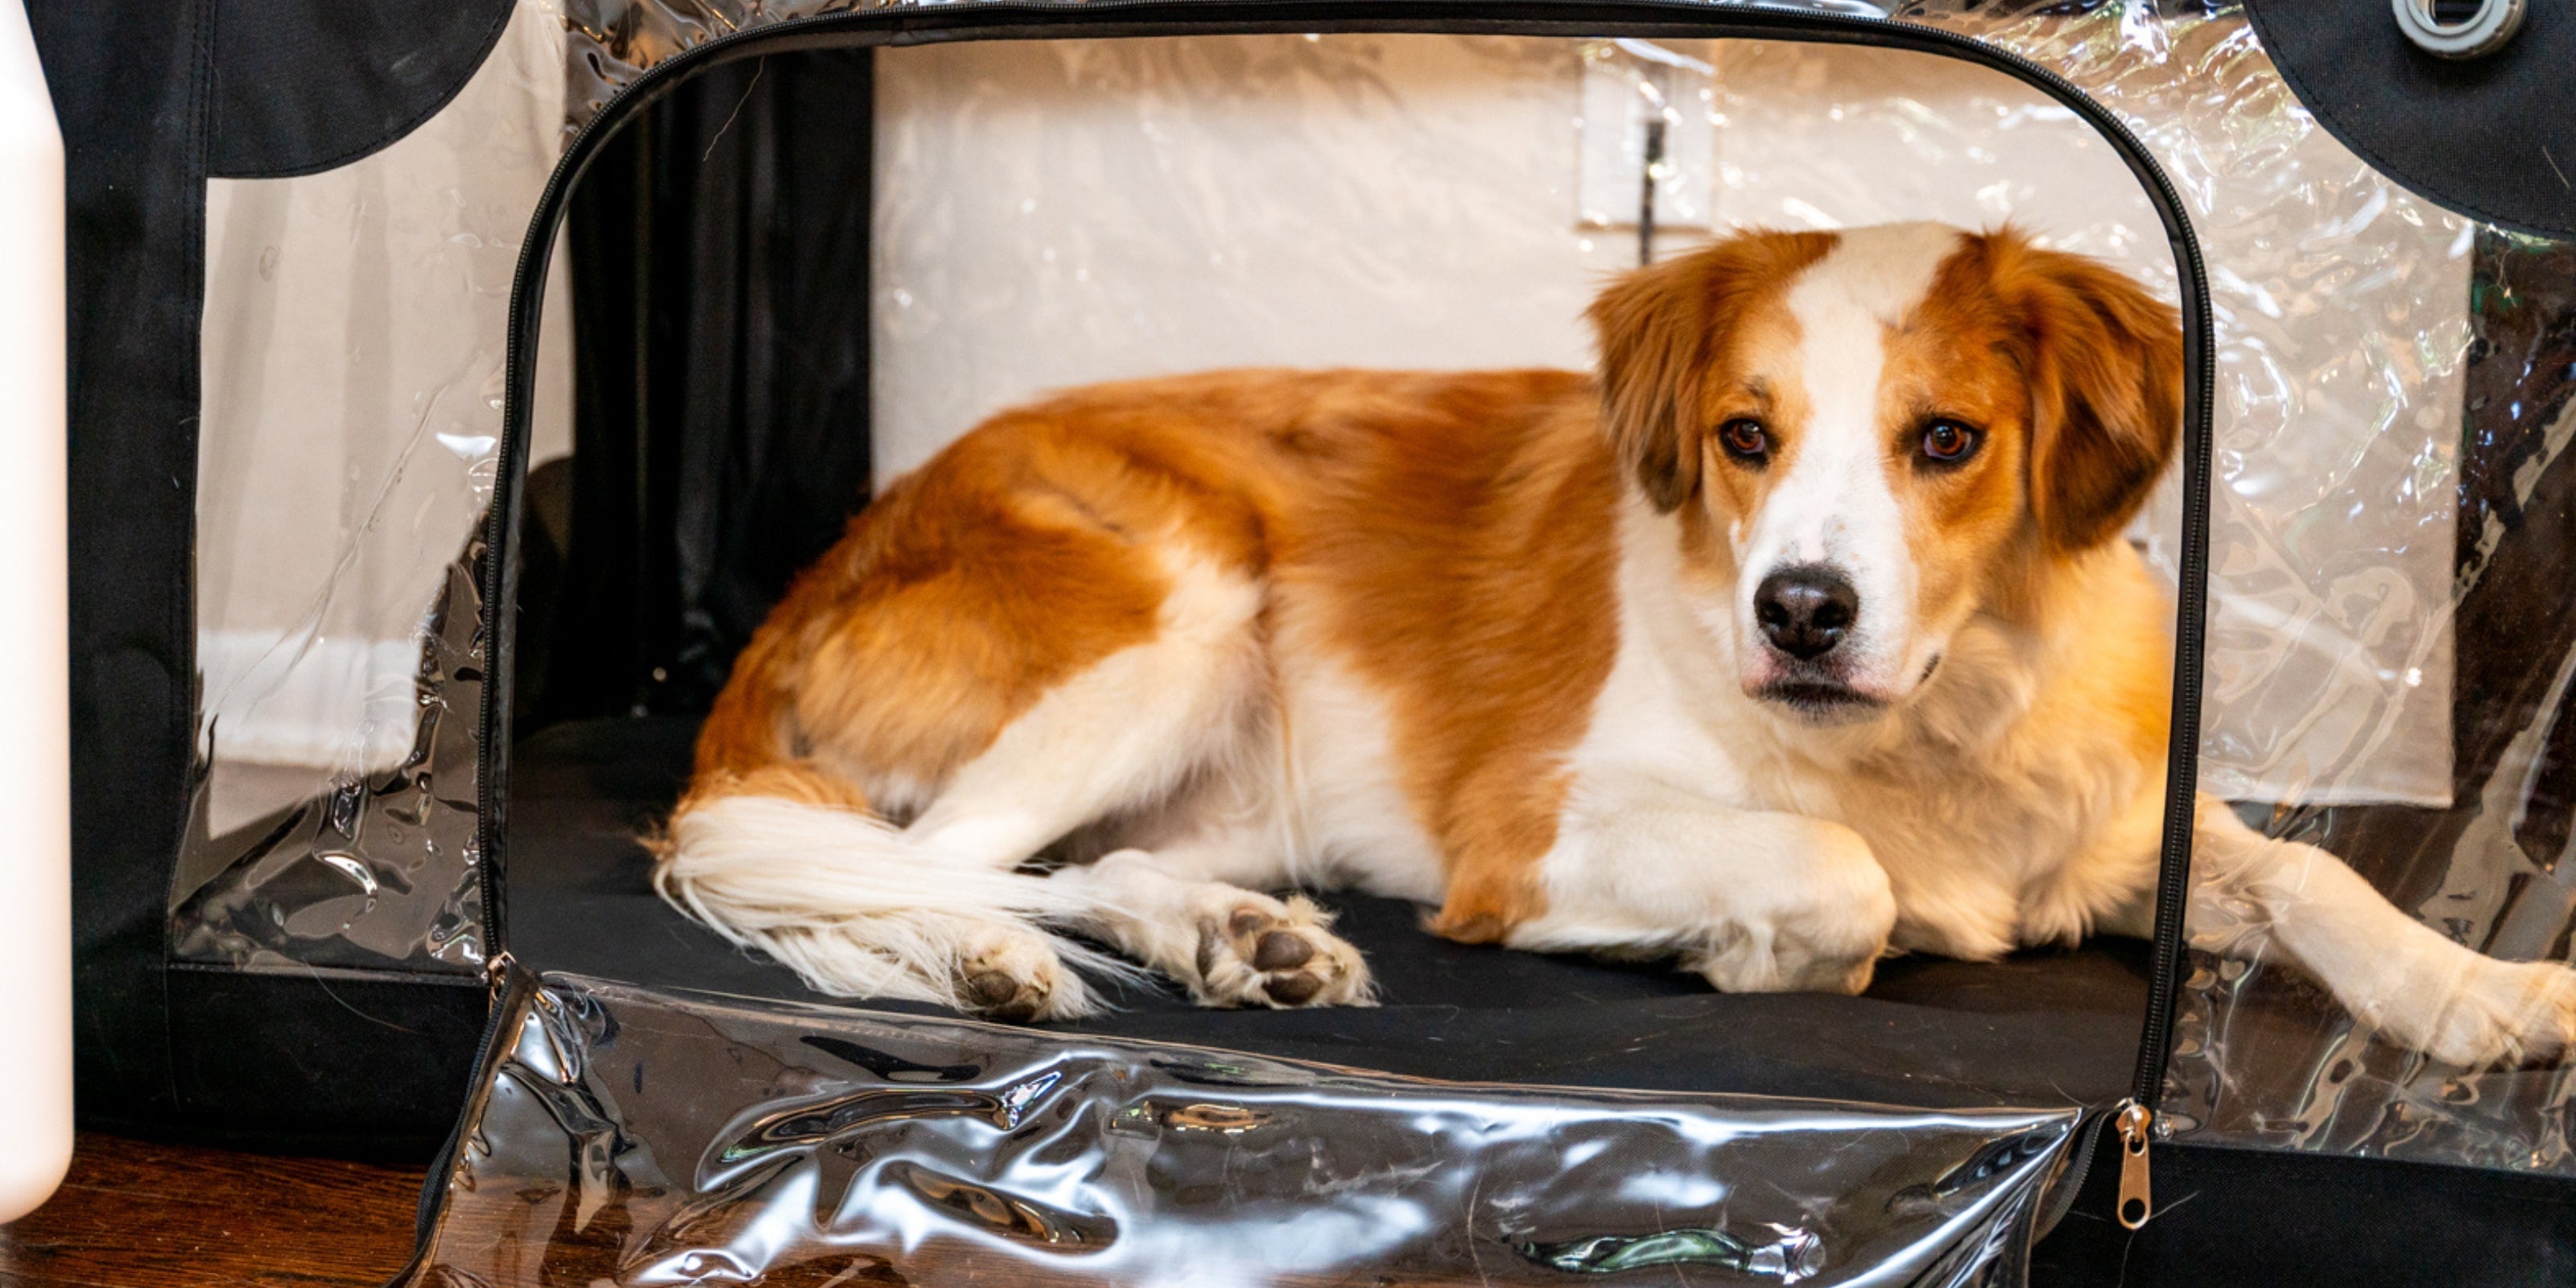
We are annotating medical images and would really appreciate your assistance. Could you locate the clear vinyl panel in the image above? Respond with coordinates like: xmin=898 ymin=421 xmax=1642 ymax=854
xmin=167 ymin=0 xmax=2570 ymax=1182
xmin=166 ymin=0 xmax=901 ymax=978
xmin=174 ymin=0 xmax=574 ymax=973
xmin=2156 ymin=231 xmax=2576 ymax=1172
xmin=866 ymin=13 xmax=2455 ymax=816
xmin=404 ymin=972 xmax=2081 ymax=1288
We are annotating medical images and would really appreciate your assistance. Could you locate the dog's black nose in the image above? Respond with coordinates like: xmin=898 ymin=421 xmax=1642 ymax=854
xmin=1755 ymin=565 xmax=1859 ymax=661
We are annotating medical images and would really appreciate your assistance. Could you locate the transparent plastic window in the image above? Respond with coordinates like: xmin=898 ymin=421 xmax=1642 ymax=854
xmin=174 ymin=0 xmax=573 ymax=973
xmin=2157 ymin=233 xmax=2576 ymax=1170
xmin=171 ymin=0 xmax=2576 ymax=1179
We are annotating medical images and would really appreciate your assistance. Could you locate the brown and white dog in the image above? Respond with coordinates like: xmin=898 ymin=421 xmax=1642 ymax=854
xmin=656 ymin=221 xmax=2576 ymax=1067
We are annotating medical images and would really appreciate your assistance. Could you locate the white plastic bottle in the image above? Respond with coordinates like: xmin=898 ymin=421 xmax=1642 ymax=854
xmin=0 ymin=0 xmax=70 ymax=1228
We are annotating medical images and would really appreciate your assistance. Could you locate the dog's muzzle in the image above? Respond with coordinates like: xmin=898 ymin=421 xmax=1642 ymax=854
xmin=1749 ymin=564 xmax=1885 ymax=718
xmin=1755 ymin=564 xmax=1858 ymax=662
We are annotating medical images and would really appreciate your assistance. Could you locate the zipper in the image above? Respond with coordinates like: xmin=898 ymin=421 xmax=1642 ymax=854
xmin=2033 ymin=1100 xmax=2115 ymax=1238
xmin=476 ymin=0 xmax=2215 ymax=1220
xmin=2114 ymin=1099 xmax=2155 ymax=1230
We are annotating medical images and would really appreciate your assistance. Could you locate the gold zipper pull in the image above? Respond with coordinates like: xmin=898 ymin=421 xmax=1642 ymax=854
xmin=485 ymin=949 xmax=517 ymax=997
xmin=2115 ymin=1100 xmax=2154 ymax=1229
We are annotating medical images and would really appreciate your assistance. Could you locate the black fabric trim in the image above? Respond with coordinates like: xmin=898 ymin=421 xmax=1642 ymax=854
xmin=80 ymin=968 xmax=487 ymax=1162
xmin=2241 ymin=0 xmax=2576 ymax=240
xmin=207 ymin=0 xmax=518 ymax=180
xmin=30 ymin=0 xmax=217 ymax=1136
xmin=2033 ymin=1139 xmax=2576 ymax=1285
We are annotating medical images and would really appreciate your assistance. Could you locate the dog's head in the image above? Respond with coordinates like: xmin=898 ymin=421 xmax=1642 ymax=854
xmin=1591 ymin=222 xmax=2182 ymax=724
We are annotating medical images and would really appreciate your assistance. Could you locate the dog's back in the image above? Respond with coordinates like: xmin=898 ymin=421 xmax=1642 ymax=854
xmin=663 ymin=365 xmax=1604 ymax=1016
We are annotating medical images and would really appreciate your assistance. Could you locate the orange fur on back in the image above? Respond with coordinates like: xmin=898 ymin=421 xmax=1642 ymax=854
xmin=693 ymin=367 xmax=1629 ymax=933
xmin=696 ymin=382 xmax=1277 ymax=792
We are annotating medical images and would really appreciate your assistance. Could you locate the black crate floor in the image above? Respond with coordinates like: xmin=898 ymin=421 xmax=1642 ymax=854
xmin=506 ymin=716 xmax=2150 ymax=1109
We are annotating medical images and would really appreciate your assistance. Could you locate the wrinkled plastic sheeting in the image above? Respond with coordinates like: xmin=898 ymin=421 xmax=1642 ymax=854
xmin=176 ymin=0 xmax=569 ymax=974
xmin=2159 ymin=234 xmax=2576 ymax=1174
xmin=1701 ymin=0 xmax=2574 ymax=1178
xmin=1699 ymin=9 xmax=2468 ymax=804
xmin=569 ymin=0 xmax=2463 ymax=817
xmin=189 ymin=0 xmax=2565 ymax=1183
xmin=169 ymin=553 xmax=487 ymax=972
xmin=562 ymin=0 xmax=851 ymax=136
xmin=1875 ymin=4 xmax=2575 ymax=1175
xmin=855 ymin=5 xmax=2540 ymax=1178
xmin=404 ymin=973 xmax=2080 ymax=1287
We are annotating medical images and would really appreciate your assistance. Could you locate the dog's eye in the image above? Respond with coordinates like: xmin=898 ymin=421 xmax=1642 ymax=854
xmin=1718 ymin=418 xmax=1770 ymax=464
xmin=1919 ymin=419 xmax=1981 ymax=466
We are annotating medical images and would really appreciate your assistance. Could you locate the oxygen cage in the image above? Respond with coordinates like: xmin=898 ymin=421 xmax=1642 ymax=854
xmin=42 ymin=0 xmax=2576 ymax=1282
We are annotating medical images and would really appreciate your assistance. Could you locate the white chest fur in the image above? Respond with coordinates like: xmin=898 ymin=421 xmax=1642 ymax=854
xmin=1546 ymin=499 xmax=2169 ymax=962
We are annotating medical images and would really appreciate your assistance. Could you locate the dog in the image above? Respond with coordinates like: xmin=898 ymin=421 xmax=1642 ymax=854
xmin=654 ymin=221 xmax=2576 ymax=1067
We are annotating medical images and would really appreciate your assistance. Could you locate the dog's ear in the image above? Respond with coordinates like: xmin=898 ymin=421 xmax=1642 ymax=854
xmin=1591 ymin=232 xmax=1839 ymax=512
xmin=1589 ymin=253 xmax=1719 ymax=512
xmin=1998 ymin=239 xmax=2185 ymax=552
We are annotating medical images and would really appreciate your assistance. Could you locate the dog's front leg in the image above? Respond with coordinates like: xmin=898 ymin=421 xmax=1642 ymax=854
xmin=2188 ymin=799 xmax=2576 ymax=1067
xmin=1485 ymin=778 xmax=1898 ymax=994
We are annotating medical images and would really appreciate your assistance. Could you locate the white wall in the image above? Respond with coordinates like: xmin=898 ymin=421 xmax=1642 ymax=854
xmin=870 ymin=36 xmax=2169 ymax=477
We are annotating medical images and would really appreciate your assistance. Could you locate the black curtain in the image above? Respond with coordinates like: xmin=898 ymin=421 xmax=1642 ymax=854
xmin=528 ymin=48 xmax=877 ymax=734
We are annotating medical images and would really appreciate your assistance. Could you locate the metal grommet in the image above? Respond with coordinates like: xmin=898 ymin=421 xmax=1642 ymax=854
xmin=2392 ymin=0 xmax=2526 ymax=59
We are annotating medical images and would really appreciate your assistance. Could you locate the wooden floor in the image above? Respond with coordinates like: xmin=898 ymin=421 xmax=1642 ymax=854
xmin=0 ymin=1134 xmax=427 ymax=1288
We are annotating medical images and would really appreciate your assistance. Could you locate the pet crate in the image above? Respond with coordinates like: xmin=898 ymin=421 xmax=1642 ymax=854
xmin=39 ymin=0 xmax=2576 ymax=1282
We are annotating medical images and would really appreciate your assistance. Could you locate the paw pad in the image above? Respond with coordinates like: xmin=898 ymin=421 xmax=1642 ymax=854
xmin=1252 ymin=931 xmax=1314 ymax=971
xmin=954 ymin=937 xmax=1062 ymax=1023
xmin=1192 ymin=897 xmax=1368 ymax=1009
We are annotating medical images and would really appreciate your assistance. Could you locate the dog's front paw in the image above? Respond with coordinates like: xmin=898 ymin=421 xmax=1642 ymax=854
xmin=954 ymin=925 xmax=1081 ymax=1023
xmin=2370 ymin=956 xmax=2576 ymax=1068
xmin=1689 ymin=923 xmax=1886 ymax=995
xmin=1685 ymin=821 xmax=1896 ymax=995
xmin=1190 ymin=894 xmax=1374 ymax=1009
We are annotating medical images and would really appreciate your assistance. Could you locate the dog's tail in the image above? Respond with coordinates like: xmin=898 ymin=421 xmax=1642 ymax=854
xmin=658 ymin=661 xmax=1133 ymax=1014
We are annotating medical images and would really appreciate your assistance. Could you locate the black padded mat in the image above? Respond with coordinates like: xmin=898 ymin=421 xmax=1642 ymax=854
xmin=506 ymin=716 xmax=2149 ymax=1108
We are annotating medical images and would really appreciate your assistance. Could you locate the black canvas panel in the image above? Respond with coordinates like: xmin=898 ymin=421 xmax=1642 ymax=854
xmin=2033 ymin=1139 xmax=2576 ymax=1286
xmin=2241 ymin=0 xmax=2576 ymax=239
xmin=507 ymin=716 xmax=2152 ymax=1110
xmin=206 ymin=0 xmax=518 ymax=179
xmin=27 ymin=0 xmax=213 ymax=1133
xmin=151 ymin=967 xmax=489 ymax=1159
xmin=32 ymin=0 xmax=518 ymax=1146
